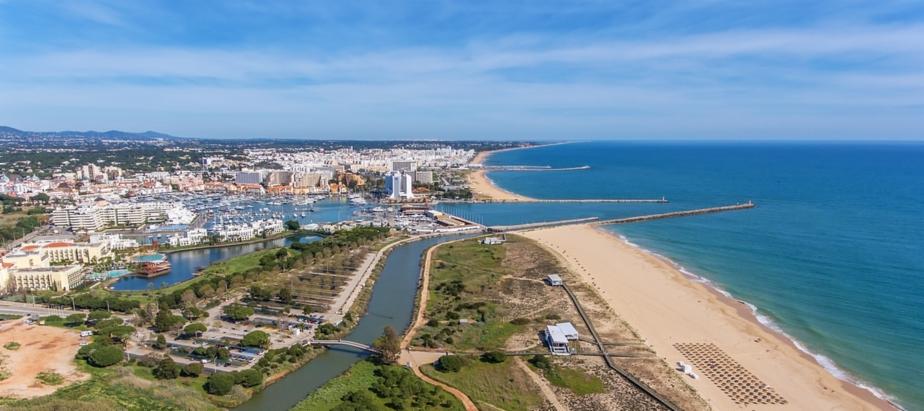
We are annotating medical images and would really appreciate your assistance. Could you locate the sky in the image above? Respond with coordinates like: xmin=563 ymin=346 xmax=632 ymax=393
xmin=1 ymin=1 xmax=923 ymax=140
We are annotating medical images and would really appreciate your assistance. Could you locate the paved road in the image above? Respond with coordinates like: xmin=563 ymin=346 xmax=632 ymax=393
xmin=0 ymin=300 xmax=84 ymax=317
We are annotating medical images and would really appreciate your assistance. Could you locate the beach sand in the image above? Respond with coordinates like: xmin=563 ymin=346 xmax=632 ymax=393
xmin=521 ymin=224 xmax=895 ymax=411
xmin=467 ymin=150 xmax=535 ymax=202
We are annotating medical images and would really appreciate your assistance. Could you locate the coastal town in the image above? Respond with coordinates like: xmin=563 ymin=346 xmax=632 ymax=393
xmin=0 ymin=133 xmax=894 ymax=411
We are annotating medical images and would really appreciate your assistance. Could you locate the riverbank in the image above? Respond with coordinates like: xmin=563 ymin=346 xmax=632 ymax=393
xmin=521 ymin=224 xmax=896 ymax=410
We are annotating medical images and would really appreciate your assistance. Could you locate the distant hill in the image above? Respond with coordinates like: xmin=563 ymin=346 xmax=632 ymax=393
xmin=0 ymin=125 xmax=188 ymax=141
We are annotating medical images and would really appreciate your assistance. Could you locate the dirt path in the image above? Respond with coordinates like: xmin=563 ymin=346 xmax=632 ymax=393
xmin=514 ymin=357 xmax=567 ymax=411
xmin=400 ymin=237 xmax=480 ymax=411
xmin=404 ymin=350 xmax=478 ymax=411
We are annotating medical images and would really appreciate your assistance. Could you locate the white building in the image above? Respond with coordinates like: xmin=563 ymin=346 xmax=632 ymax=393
xmin=384 ymin=171 xmax=414 ymax=200
xmin=545 ymin=325 xmax=571 ymax=355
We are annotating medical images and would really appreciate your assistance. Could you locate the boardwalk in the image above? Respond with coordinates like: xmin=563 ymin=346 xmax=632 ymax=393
xmin=561 ymin=283 xmax=681 ymax=411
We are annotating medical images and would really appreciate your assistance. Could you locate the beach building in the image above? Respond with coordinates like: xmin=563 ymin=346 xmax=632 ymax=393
xmin=480 ymin=236 xmax=505 ymax=245
xmin=545 ymin=324 xmax=571 ymax=355
xmin=546 ymin=274 xmax=563 ymax=286
xmin=556 ymin=322 xmax=580 ymax=340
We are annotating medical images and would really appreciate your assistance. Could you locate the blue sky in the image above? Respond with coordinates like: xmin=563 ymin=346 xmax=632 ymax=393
xmin=1 ymin=1 xmax=923 ymax=140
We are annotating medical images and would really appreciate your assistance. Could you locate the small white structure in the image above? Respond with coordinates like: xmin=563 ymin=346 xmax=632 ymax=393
xmin=480 ymin=236 xmax=505 ymax=245
xmin=545 ymin=325 xmax=571 ymax=355
xmin=546 ymin=274 xmax=563 ymax=286
xmin=556 ymin=322 xmax=579 ymax=340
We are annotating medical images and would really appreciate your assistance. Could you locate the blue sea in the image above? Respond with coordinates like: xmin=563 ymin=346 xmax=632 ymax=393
xmin=439 ymin=141 xmax=924 ymax=409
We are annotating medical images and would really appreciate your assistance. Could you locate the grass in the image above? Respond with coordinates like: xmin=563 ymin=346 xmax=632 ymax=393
xmin=0 ymin=360 xmax=221 ymax=411
xmin=418 ymin=239 xmax=523 ymax=350
xmin=292 ymin=361 xmax=380 ymax=410
xmin=35 ymin=370 xmax=65 ymax=386
xmin=293 ymin=360 xmax=465 ymax=411
xmin=421 ymin=357 xmax=543 ymax=411
xmin=3 ymin=341 xmax=21 ymax=350
xmin=541 ymin=364 xmax=606 ymax=395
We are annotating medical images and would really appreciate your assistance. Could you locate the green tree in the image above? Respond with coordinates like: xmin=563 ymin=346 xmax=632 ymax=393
xmin=285 ymin=220 xmax=300 ymax=230
xmin=183 ymin=322 xmax=207 ymax=338
xmin=372 ymin=326 xmax=401 ymax=363
xmin=223 ymin=304 xmax=254 ymax=322
xmin=205 ymin=372 xmax=235 ymax=395
xmin=153 ymin=333 xmax=167 ymax=349
xmin=88 ymin=345 xmax=124 ymax=367
xmin=87 ymin=310 xmax=111 ymax=322
xmin=241 ymin=330 xmax=270 ymax=348
xmin=153 ymin=309 xmax=184 ymax=332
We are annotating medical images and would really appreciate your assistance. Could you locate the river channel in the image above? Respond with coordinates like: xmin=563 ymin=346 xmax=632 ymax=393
xmin=235 ymin=234 xmax=473 ymax=411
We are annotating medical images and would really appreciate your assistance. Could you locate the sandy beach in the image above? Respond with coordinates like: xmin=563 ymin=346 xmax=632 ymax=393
xmin=467 ymin=149 xmax=535 ymax=201
xmin=521 ymin=224 xmax=895 ymax=411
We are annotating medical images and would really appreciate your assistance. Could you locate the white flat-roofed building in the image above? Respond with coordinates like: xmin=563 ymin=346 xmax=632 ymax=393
xmin=4 ymin=265 xmax=85 ymax=292
xmin=556 ymin=322 xmax=579 ymax=340
xmin=545 ymin=325 xmax=571 ymax=355
xmin=546 ymin=274 xmax=563 ymax=286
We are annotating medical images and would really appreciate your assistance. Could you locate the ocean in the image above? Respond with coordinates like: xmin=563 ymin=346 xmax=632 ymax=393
xmin=439 ymin=141 xmax=924 ymax=410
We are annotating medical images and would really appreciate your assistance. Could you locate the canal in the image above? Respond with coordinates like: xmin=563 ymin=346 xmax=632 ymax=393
xmin=234 ymin=234 xmax=472 ymax=411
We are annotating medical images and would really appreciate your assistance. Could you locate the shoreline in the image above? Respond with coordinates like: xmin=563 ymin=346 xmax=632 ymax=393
xmin=520 ymin=224 xmax=898 ymax=410
xmin=611 ymin=232 xmax=899 ymax=408
xmin=467 ymin=143 xmax=569 ymax=201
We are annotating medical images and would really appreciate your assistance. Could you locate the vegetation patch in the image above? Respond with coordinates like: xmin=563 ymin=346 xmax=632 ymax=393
xmin=3 ymin=341 xmax=20 ymax=351
xmin=422 ymin=356 xmax=543 ymax=411
xmin=293 ymin=360 xmax=464 ymax=411
xmin=35 ymin=370 xmax=65 ymax=386
xmin=529 ymin=355 xmax=605 ymax=395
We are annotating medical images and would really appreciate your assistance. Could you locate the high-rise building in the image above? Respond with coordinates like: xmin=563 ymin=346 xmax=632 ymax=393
xmin=391 ymin=161 xmax=417 ymax=172
xmin=384 ymin=171 xmax=414 ymax=199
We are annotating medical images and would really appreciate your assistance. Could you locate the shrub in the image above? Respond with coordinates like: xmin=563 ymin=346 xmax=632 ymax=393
xmin=153 ymin=357 xmax=181 ymax=379
xmin=205 ymin=372 xmax=235 ymax=395
xmin=88 ymin=345 xmax=124 ymax=367
xmin=480 ymin=351 xmax=507 ymax=364
xmin=239 ymin=368 xmax=263 ymax=387
xmin=510 ymin=318 xmax=530 ymax=325
xmin=3 ymin=341 xmax=20 ymax=350
xmin=36 ymin=371 xmax=64 ymax=385
xmin=426 ymin=319 xmax=439 ymax=327
xmin=182 ymin=362 xmax=204 ymax=377
xmin=64 ymin=313 xmax=86 ymax=326
xmin=529 ymin=355 xmax=552 ymax=370
xmin=438 ymin=355 xmax=465 ymax=372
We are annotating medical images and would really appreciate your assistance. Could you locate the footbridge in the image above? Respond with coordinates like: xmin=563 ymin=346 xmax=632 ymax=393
xmin=308 ymin=339 xmax=381 ymax=354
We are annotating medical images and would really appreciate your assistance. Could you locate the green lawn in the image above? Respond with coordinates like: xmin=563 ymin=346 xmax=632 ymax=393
xmin=293 ymin=360 xmax=464 ymax=411
xmin=421 ymin=357 xmax=543 ymax=411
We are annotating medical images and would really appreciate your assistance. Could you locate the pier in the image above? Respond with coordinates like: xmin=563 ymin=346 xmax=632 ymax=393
xmin=592 ymin=201 xmax=755 ymax=226
xmin=443 ymin=197 xmax=669 ymax=204
xmin=487 ymin=201 xmax=755 ymax=232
